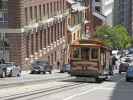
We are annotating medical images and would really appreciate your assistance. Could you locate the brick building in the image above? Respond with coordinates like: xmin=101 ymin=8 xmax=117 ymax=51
xmin=0 ymin=0 xmax=104 ymax=70
xmin=0 ymin=0 xmax=68 ymax=69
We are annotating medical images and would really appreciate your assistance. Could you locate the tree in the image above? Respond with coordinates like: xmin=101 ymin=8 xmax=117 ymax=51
xmin=95 ymin=25 xmax=132 ymax=49
xmin=0 ymin=0 xmax=2 ymax=9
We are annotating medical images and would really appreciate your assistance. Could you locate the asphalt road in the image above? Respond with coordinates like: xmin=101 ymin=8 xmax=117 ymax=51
xmin=0 ymin=72 xmax=132 ymax=100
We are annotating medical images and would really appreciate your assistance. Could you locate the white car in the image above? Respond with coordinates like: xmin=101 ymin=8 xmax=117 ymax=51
xmin=0 ymin=63 xmax=21 ymax=78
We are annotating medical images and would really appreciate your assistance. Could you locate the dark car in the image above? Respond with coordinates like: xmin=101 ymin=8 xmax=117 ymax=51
xmin=126 ymin=66 xmax=133 ymax=82
xmin=0 ymin=64 xmax=6 ymax=78
xmin=0 ymin=63 xmax=21 ymax=78
xmin=119 ymin=62 xmax=129 ymax=74
xmin=30 ymin=60 xmax=52 ymax=74
xmin=128 ymin=48 xmax=133 ymax=54
xmin=60 ymin=64 xmax=71 ymax=73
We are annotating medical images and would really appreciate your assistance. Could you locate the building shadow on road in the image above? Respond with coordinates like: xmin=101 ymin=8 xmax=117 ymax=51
xmin=109 ymin=73 xmax=133 ymax=100
xmin=61 ymin=76 xmax=104 ymax=84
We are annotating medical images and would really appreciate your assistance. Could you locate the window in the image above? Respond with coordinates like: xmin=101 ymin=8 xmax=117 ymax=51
xmin=60 ymin=22 xmax=63 ymax=38
xmin=31 ymin=34 xmax=34 ymax=55
xmin=47 ymin=3 xmax=49 ymax=17
xmin=44 ymin=29 xmax=46 ymax=48
xmin=48 ymin=27 xmax=50 ymax=45
xmin=95 ymin=6 xmax=101 ymax=13
xmin=40 ymin=30 xmax=43 ymax=50
xmin=95 ymin=0 xmax=100 ymax=2
xmin=54 ymin=25 xmax=57 ymax=41
xmin=60 ymin=0 xmax=62 ymax=11
xmin=36 ymin=33 xmax=38 ymax=52
xmin=26 ymin=35 xmax=30 ymax=58
xmin=73 ymin=48 xmax=80 ymax=58
xmin=55 ymin=51 xmax=57 ymax=61
xmin=50 ymin=2 xmax=52 ymax=16
xmin=51 ymin=53 xmax=53 ymax=64
xmin=91 ymin=48 xmax=98 ymax=59
xmin=39 ymin=5 xmax=42 ymax=20
xmin=62 ymin=0 xmax=64 ymax=9
xmin=51 ymin=26 xmax=53 ymax=43
xmin=57 ymin=1 xmax=59 ymax=11
xmin=30 ymin=7 xmax=33 ymax=20
xmin=81 ymin=48 xmax=90 ymax=60
xmin=48 ymin=56 xmax=50 ymax=63
xmin=24 ymin=8 xmax=28 ymax=25
xmin=73 ymin=33 xmax=75 ymax=40
xmin=72 ymin=47 xmax=90 ymax=60
xmin=54 ymin=2 xmax=56 ymax=15
xmin=63 ymin=20 xmax=65 ymax=36
xmin=43 ymin=4 xmax=45 ymax=16
xmin=57 ymin=23 xmax=60 ymax=40
xmin=34 ymin=6 xmax=37 ymax=22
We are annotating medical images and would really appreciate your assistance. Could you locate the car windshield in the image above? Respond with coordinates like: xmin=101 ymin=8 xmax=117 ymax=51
xmin=5 ymin=64 xmax=13 ymax=67
xmin=129 ymin=66 xmax=133 ymax=69
xmin=0 ymin=64 xmax=13 ymax=68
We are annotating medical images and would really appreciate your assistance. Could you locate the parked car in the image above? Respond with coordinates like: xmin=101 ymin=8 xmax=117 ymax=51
xmin=126 ymin=66 xmax=133 ymax=82
xmin=0 ymin=64 xmax=6 ymax=78
xmin=30 ymin=60 xmax=52 ymax=74
xmin=60 ymin=64 xmax=71 ymax=73
xmin=119 ymin=62 xmax=129 ymax=74
xmin=0 ymin=63 xmax=21 ymax=78
xmin=128 ymin=48 xmax=133 ymax=54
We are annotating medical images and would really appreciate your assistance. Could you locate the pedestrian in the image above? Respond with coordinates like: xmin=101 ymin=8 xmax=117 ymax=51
xmin=16 ymin=65 xmax=21 ymax=77
xmin=57 ymin=61 xmax=60 ymax=69
xmin=0 ymin=58 xmax=5 ymax=64
xmin=112 ymin=56 xmax=117 ymax=70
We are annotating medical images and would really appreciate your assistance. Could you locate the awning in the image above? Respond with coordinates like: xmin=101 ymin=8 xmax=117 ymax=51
xmin=92 ymin=12 xmax=106 ymax=21
xmin=72 ymin=3 xmax=87 ymax=12
xmin=66 ymin=0 xmax=76 ymax=4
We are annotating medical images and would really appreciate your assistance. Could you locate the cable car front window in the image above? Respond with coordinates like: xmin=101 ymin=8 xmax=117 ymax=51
xmin=73 ymin=47 xmax=90 ymax=61
xmin=91 ymin=48 xmax=98 ymax=60
xmin=81 ymin=48 xmax=90 ymax=60
xmin=73 ymin=48 xmax=81 ymax=59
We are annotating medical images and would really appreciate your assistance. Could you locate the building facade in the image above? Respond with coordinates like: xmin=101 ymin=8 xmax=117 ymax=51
xmin=0 ymin=0 xmax=69 ymax=69
xmin=113 ymin=0 xmax=133 ymax=36
xmin=92 ymin=0 xmax=114 ymax=26
xmin=0 ymin=0 xmax=103 ymax=70
xmin=0 ymin=0 xmax=9 ymax=61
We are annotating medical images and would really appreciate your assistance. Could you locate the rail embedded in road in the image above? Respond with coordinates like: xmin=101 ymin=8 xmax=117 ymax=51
xmin=0 ymin=82 xmax=88 ymax=100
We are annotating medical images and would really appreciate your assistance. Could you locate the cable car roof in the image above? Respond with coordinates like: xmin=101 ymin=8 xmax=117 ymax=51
xmin=70 ymin=39 xmax=110 ymax=50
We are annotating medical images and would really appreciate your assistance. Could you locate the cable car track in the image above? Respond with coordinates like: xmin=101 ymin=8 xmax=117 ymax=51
xmin=1 ymin=82 xmax=88 ymax=100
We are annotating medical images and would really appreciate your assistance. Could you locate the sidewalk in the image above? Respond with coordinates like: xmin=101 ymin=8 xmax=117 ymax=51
xmin=21 ymin=69 xmax=60 ymax=75
xmin=0 ymin=69 xmax=69 ymax=87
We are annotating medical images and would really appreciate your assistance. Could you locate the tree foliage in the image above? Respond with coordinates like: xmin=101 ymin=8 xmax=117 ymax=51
xmin=95 ymin=25 xmax=132 ymax=49
xmin=0 ymin=0 xmax=2 ymax=9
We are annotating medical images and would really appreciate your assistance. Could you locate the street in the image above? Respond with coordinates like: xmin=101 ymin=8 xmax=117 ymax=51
xmin=0 ymin=72 xmax=132 ymax=100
